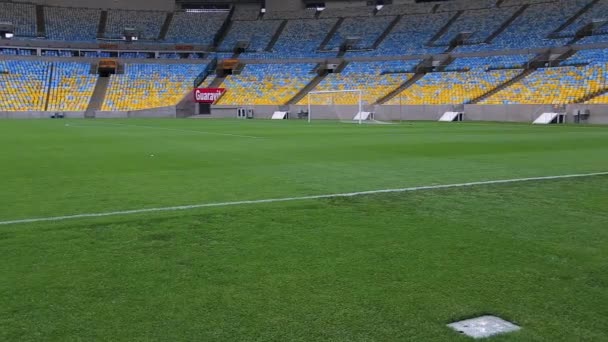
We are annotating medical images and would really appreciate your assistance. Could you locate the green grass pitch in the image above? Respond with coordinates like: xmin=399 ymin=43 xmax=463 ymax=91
xmin=1 ymin=119 xmax=607 ymax=341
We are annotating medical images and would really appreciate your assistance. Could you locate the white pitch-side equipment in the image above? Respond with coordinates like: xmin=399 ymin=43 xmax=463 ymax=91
xmin=271 ymin=111 xmax=288 ymax=120
xmin=353 ymin=111 xmax=373 ymax=121
xmin=533 ymin=112 xmax=565 ymax=124
xmin=439 ymin=111 xmax=464 ymax=122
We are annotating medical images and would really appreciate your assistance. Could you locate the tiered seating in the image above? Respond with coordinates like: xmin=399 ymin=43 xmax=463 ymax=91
xmin=387 ymin=69 xmax=522 ymax=105
xmin=47 ymin=62 xmax=97 ymax=112
xmin=0 ymin=2 xmax=36 ymax=37
xmin=42 ymin=50 xmax=74 ymax=57
xmin=298 ymin=61 xmax=417 ymax=105
xmin=0 ymin=48 xmax=34 ymax=56
xmin=435 ymin=7 xmax=518 ymax=45
xmin=165 ymin=11 xmax=227 ymax=45
xmin=561 ymin=49 xmax=608 ymax=66
xmin=558 ymin=1 xmax=608 ymax=37
xmin=446 ymin=55 xmax=533 ymax=71
xmin=372 ymin=13 xmax=453 ymax=56
xmin=0 ymin=60 xmax=50 ymax=111
xmin=471 ymin=0 xmax=588 ymax=50
xmin=272 ymin=19 xmax=337 ymax=57
xmin=119 ymin=52 xmax=154 ymax=59
xmin=105 ymin=10 xmax=165 ymax=40
xmin=83 ymin=51 xmax=111 ymax=58
xmin=102 ymin=63 xmax=204 ymax=111
xmin=481 ymin=65 xmax=607 ymax=104
xmin=585 ymin=92 xmax=608 ymax=104
xmin=326 ymin=16 xmax=393 ymax=50
xmin=217 ymin=63 xmax=316 ymax=105
xmin=44 ymin=6 xmax=100 ymax=41
xmin=220 ymin=20 xmax=282 ymax=52
xmin=232 ymin=6 xmax=260 ymax=21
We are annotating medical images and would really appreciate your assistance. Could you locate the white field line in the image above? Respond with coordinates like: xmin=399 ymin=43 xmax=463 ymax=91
xmin=1 ymin=171 xmax=607 ymax=226
xmin=68 ymin=122 xmax=262 ymax=139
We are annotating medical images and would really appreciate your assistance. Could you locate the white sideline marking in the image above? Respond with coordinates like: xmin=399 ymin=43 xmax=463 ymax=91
xmin=69 ymin=122 xmax=262 ymax=139
xmin=1 ymin=172 xmax=607 ymax=226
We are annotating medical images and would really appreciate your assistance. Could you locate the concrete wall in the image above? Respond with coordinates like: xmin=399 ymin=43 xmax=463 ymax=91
xmin=0 ymin=111 xmax=84 ymax=119
xmin=2 ymin=104 xmax=607 ymax=124
xmin=265 ymin=0 xmax=303 ymax=12
xmin=14 ymin=0 xmax=175 ymax=11
xmin=206 ymin=104 xmax=608 ymax=124
xmin=95 ymin=106 xmax=176 ymax=118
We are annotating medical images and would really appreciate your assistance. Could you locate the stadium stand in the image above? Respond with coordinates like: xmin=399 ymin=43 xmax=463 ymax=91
xmin=481 ymin=65 xmax=607 ymax=104
xmin=461 ymin=0 xmax=589 ymax=51
xmin=2 ymin=0 xmax=608 ymax=112
xmin=434 ymin=7 xmax=519 ymax=46
xmin=105 ymin=9 xmax=166 ymax=40
xmin=0 ymin=60 xmax=50 ymax=111
xmin=165 ymin=11 xmax=228 ymax=45
xmin=217 ymin=63 xmax=316 ymax=105
xmin=300 ymin=61 xmax=418 ymax=105
xmin=0 ymin=2 xmax=37 ymax=37
xmin=0 ymin=48 xmax=34 ymax=56
xmin=232 ymin=6 xmax=260 ymax=21
xmin=271 ymin=18 xmax=338 ymax=57
xmin=47 ymin=62 xmax=97 ymax=112
xmin=387 ymin=69 xmax=523 ymax=105
xmin=220 ymin=20 xmax=282 ymax=52
xmin=44 ymin=6 xmax=100 ymax=41
xmin=445 ymin=55 xmax=534 ymax=71
xmin=370 ymin=12 xmax=454 ymax=56
xmin=561 ymin=49 xmax=608 ymax=66
xmin=325 ymin=16 xmax=394 ymax=50
xmin=558 ymin=1 xmax=608 ymax=37
xmin=101 ymin=63 xmax=205 ymax=111
xmin=585 ymin=91 xmax=608 ymax=103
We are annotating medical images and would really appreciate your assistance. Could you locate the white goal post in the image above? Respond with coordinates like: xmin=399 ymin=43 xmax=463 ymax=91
xmin=307 ymin=89 xmax=363 ymax=124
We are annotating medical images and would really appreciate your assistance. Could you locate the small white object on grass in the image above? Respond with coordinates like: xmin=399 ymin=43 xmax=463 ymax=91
xmin=447 ymin=315 xmax=521 ymax=339
xmin=65 ymin=124 xmax=70 ymax=127
xmin=150 ymin=154 xmax=155 ymax=157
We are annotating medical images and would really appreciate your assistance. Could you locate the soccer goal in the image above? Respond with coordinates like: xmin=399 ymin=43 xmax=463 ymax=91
xmin=306 ymin=90 xmax=367 ymax=124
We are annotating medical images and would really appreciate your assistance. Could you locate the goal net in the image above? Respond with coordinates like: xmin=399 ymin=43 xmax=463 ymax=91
xmin=306 ymin=90 xmax=374 ymax=124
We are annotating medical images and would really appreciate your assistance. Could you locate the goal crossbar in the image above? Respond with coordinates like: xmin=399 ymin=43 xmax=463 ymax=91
xmin=307 ymin=89 xmax=363 ymax=124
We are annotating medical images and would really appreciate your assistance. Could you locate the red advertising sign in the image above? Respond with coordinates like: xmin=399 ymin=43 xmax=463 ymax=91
xmin=194 ymin=88 xmax=225 ymax=104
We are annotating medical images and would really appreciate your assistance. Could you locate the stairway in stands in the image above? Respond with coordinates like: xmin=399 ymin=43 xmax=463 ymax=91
xmin=158 ymin=12 xmax=174 ymax=40
xmin=485 ymin=5 xmax=528 ymax=43
xmin=550 ymin=0 xmax=600 ymax=38
xmin=318 ymin=18 xmax=344 ymax=51
xmin=86 ymin=77 xmax=110 ymax=118
xmin=372 ymin=15 xmax=402 ymax=49
xmin=469 ymin=69 xmax=536 ymax=104
xmin=97 ymin=11 xmax=108 ymax=38
xmin=35 ymin=5 xmax=45 ymax=37
xmin=266 ymin=20 xmax=288 ymax=51
xmin=375 ymin=72 xmax=426 ymax=105
xmin=427 ymin=10 xmax=463 ymax=46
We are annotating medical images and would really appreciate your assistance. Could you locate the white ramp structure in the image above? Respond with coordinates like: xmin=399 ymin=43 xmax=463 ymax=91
xmin=439 ymin=111 xmax=464 ymax=122
xmin=533 ymin=112 xmax=565 ymax=124
xmin=271 ymin=111 xmax=288 ymax=120
xmin=353 ymin=111 xmax=373 ymax=121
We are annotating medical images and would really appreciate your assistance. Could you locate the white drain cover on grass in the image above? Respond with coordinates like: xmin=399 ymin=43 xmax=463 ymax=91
xmin=447 ymin=315 xmax=520 ymax=339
